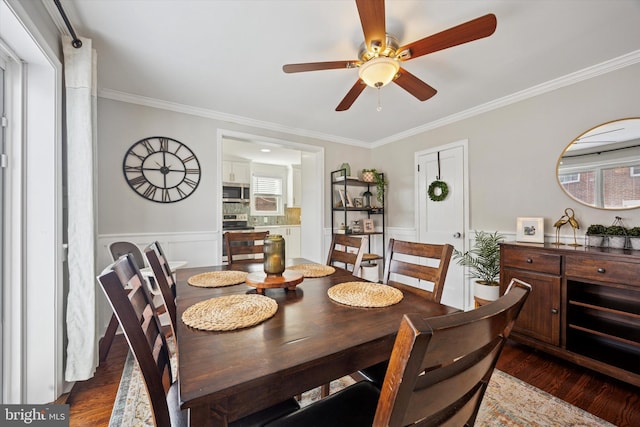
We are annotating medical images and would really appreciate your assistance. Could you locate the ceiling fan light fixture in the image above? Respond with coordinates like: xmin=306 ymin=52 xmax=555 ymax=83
xmin=358 ymin=57 xmax=399 ymax=88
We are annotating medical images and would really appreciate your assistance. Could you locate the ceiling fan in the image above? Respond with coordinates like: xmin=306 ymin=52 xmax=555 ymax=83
xmin=282 ymin=0 xmax=497 ymax=111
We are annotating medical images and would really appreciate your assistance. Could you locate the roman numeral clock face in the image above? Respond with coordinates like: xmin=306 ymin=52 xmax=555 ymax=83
xmin=123 ymin=136 xmax=201 ymax=203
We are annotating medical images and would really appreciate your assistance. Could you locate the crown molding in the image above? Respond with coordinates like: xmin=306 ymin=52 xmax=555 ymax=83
xmin=99 ymin=50 xmax=640 ymax=150
xmin=371 ymin=50 xmax=640 ymax=147
xmin=98 ymin=89 xmax=371 ymax=148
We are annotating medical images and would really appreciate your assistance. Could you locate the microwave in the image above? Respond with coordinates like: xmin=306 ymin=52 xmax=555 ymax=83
xmin=222 ymin=184 xmax=250 ymax=202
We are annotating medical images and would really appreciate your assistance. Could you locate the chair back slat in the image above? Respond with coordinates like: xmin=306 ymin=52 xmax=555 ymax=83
xmin=326 ymin=234 xmax=368 ymax=274
xmin=382 ymin=239 xmax=453 ymax=303
xmin=224 ymin=231 xmax=270 ymax=264
xmin=144 ymin=241 xmax=178 ymax=338
xmin=374 ymin=279 xmax=531 ymax=427
xmin=98 ymin=253 xmax=174 ymax=427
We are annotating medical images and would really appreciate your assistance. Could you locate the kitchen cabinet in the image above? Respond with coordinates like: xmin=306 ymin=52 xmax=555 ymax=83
xmin=330 ymin=168 xmax=385 ymax=265
xmin=500 ymin=242 xmax=640 ymax=387
xmin=222 ymin=160 xmax=250 ymax=184
xmin=255 ymin=226 xmax=300 ymax=259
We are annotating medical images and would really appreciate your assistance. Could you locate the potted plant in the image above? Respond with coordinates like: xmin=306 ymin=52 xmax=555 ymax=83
xmin=453 ymin=230 xmax=504 ymax=302
xmin=628 ymin=227 xmax=640 ymax=250
xmin=606 ymin=224 xmax=628 ymax=249
xmin=360 ymin=169 xmax=387 ymax=204
xmin=586 ymin=224 xmax=606 ymax=247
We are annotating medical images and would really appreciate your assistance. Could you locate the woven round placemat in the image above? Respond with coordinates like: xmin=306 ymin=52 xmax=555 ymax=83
xmin=181 ymin=294 xmax=277 ymax=331
xmin=286 ymin=264 xmax=335 ymax=278
xmin=327 ymin=282 xmax=403 ymax=308
xmin=187 ymin=270 xmax=248 ymax=288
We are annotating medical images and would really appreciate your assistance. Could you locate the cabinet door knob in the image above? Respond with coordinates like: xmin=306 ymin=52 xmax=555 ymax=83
xmin=453 ymin=232 xmax=461 ymax=238
xmin=597 ymin=267 xmax=605 ymax=274
xmin=551 ymin=308 xmax=558 ymax=314
xmin=526 ymin=258 xmax=533 ymax=263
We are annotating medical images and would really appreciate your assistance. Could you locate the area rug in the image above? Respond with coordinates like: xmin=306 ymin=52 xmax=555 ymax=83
xmin=110 ymin=352 xmax=614 ymax=426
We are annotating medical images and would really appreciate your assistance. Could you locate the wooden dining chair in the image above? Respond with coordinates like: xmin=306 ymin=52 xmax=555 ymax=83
xmin=264 ymin=279 xmax=531 ymax=427
xmin=326 ymin=234 xmax=368 ymax=275
xmin=358 ymin=238 xmax=454 ymax=386
xmin=98 ymin=253 xmax=300 ymax=427
xmin=225 ymin=230 xmax=270 ymax=264
xmin=144 ymin=241 xmax=178 ymax=339
xmin=100 ymin=240 xmax=165 ymax=362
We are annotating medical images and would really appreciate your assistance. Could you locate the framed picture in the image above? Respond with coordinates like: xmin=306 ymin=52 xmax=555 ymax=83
xmin=353 ymin=197 xmax=363 ymax=208
xmin=516 ymin=217 xmax=544 ymax=243
xmin=336 ymin=189 xmax=346 ymax=207
xmin=345 ymin=191 xmax=354 ymax=207
xmin=363 ymin=219 xmax=375 ymax=233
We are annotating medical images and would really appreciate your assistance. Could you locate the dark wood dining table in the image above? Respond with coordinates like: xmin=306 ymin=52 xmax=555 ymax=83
xmin=175 ymin=258 xmax=456 ymax=426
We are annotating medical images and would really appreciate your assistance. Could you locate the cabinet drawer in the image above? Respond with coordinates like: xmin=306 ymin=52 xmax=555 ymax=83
xmin=502 ymin=248 xmax=561 ymax=275
xmin=565 ymin=256 xmax=640 ymax=285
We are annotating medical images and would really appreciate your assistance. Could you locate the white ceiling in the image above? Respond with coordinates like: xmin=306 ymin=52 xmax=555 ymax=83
xmin=59 ymin=0 xmax=640 ymax=147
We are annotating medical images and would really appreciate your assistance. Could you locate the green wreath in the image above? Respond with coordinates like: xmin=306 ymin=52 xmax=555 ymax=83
xmin=428 ymin=180 xmax=449 ymax=202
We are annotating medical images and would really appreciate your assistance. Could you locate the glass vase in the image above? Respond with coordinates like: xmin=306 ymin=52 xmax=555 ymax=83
xmin=263 ymin=234 xmax=285 ymax=276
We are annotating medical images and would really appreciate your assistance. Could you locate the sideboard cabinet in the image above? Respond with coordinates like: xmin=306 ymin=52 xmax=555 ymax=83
xmin=500 ymin=242 xmax=640 ymax=387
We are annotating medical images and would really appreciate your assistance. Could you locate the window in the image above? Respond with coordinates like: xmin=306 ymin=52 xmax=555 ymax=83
xmin=252 ymin=174 xmax=283 ymax=215
xmin=631 ymin=165 xmax=640 ymax=177
xmin=559 ymin=173 xmax=580 ymax=184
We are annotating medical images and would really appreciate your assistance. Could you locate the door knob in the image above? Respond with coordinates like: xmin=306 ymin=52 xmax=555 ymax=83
xmin=453 ymin=232 xmax=462 ymax=238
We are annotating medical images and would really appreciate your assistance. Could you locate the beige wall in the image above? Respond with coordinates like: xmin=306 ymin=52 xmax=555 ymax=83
xmin=96 ymin=98 xmax=371 ymax=235
xmin=374 ymin=63 xmax=640 ymax=236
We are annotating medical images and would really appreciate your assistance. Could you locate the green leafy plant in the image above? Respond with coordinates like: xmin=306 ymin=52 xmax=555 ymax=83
xmin=361 ymin=169 xmax=387 ymax=204
xmin=586 ymin=224 xmax=606 ymax=235
xmin=606 ymin=225 xmax=627 ymax=236
xmin=627 ymin=227 xmax=640 ymax=237
xmin=453 ymin=230 xmax=504 ymax=285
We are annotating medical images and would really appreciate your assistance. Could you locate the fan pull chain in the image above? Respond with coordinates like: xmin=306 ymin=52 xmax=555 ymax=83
xmin=377 ymin=86 xmax=382 ymax=112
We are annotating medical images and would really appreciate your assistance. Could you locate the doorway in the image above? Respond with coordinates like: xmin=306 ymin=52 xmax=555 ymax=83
xmin=416 ymin=140 xmax=469 ymax=310
xmin=219 ymin=130 xmax=325 ymax=263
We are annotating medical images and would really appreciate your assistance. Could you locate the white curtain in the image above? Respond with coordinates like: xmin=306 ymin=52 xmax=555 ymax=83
xmin=63 ymin=35 xmax=99 ymax=381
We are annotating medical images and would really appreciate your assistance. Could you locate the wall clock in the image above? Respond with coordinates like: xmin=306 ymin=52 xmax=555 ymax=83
xmin=123 ymin=136 xmax=201 ymax=203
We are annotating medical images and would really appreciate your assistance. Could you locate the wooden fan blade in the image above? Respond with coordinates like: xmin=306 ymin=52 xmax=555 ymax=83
xmin=356 ymin=0 xmax=386 ymax=52
xmin=398 ymin=13 xmax=497 ymax=60
xmin=336 ymin=80 xmax=366 ymax=111
xmin=283 ymin=61 xmax=358 ymax=73
xmin=393 ymin=68 xmax=437 ymax=101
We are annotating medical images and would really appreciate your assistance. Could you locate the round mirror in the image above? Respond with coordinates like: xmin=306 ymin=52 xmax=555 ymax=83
xmin=557 ymin=118 xmax=640 ymax=209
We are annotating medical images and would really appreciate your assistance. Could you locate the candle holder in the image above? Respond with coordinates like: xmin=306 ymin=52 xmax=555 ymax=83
xmin=263 ymin=234 xmax=285 ymax=276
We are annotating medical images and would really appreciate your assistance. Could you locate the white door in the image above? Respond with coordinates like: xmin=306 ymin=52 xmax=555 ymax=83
xmin=416 ymin=140 xmax=469 ymax=309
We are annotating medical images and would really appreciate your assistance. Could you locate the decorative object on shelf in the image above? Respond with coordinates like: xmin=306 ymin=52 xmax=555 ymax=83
xmin=607 ymin=216 xmax=628 ymax=249
xmin=565 ymin=208 xmax=581 ymax=246
xmin=585 ymin=224 xmax=606 ymax=247
xmin=353 ymin=197 xmax=363 ymax=208
xmin=553 ymin=211 xmax=569 ymax=245
xmin=516 ymin=217 xmax=544 ymax=243
xmin=427 ymin=151 xmax=449 ymax=202
xmin=361 ymin=169 xmax=387 ymax=204
xmin=123 ymin=136 xmax=201 ymax=203
xmin=629 ymin=227 xmax=640 ymax=250
xmin=351 ymin=220 xmax=362 ymax=233
xmin=362 ymin=190 xmax=373 ymax=208
xmin=363 ymin=219 xmax=375 ymax=233
xmin=585 ymin=217 xmax=632 ymax=249
xmin=263 ymin=234 xmax=285 ymax=276
xmin=339 ymin=163 xmax=351 ymax=177
xmin=453 ymin=230 xmax=504 ymax=301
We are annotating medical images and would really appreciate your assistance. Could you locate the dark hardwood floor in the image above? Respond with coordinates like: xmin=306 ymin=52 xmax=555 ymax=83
xmin=66 ymin=335 xmax=640 ymax=426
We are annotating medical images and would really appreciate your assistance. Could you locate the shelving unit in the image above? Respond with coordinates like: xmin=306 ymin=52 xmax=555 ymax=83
xmin=330 ymin=169 xmax=385 ymax=273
